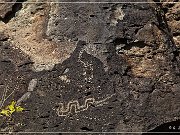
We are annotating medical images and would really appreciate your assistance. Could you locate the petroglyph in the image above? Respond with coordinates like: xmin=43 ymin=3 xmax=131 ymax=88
xmin=57 ymin=94 xmax=115 ymax=116
xmin=84 ymin=44 xmax=109 ymax=72
xmin=59 ymin=75 xmax=70 ymax=83
xmin=78 ymin=47 xmax=94 ymax=82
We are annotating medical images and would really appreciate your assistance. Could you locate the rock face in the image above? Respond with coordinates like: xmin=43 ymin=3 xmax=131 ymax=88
xmin=0 ymin=0 xmax=180 ymax=133
xmin=0 ymin=0 xmax=16 ymax=18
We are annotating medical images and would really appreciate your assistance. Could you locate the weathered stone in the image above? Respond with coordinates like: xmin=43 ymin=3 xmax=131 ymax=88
xmin=0 ymin=0 xmax=16 ymax=18
xmin=0 ymin=0 xmax=180 ymax=133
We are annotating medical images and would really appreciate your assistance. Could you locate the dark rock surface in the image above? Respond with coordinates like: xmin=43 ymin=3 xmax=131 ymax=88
xmin=0 ymin=0 xmax=180 ymax=133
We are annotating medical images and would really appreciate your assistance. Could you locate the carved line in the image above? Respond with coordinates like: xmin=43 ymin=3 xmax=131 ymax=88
xmin=78 ymin=47 xmax=94 ymax=82
xmin=57 ymin=93 xmax=115 ymax=116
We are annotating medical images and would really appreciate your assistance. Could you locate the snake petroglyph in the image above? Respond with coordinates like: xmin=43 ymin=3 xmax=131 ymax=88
xmin=57 ymin=94 xmax=115 ymax=116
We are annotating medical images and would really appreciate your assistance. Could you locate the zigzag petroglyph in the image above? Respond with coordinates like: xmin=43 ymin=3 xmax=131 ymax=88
xmin=57 ymin=94 xmax=115 ymax=116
